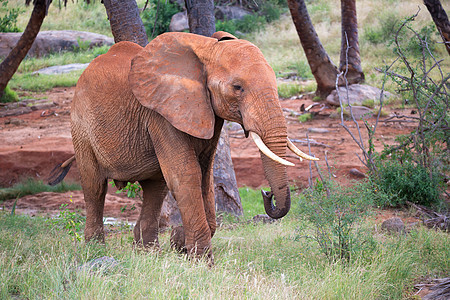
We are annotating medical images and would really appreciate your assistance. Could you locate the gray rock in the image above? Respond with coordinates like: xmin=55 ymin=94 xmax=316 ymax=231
xmin=77 ymin=256 xmax=118 ymax=273
xmin=343 ymin=105 xmax=373 ymax=120
xmin=0 ymin=30 xmax=113 ymax=58
xmin=307 ymin=128 xmax=330 ymax=134
xmin=215 ymin=5 xmax=250 ymax=21
xmin=169 ymin=11 xmax=189 ymax=32
xmin=349 ymin=168 xmax=366 ymax=178
xmin=32 ymin=63 xmax=89 ymax=75
xmin=326 ymin=84 xmax=392 ymax=107
xmin=381 ymin=217 xmax=405 ymax=234
xmin=252 ymin=214 xmax=276 ymax=224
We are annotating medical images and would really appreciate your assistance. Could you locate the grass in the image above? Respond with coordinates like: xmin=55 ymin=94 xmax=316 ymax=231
xmin=0 ymin=190 xmax=448 ymax=299
xmin=0 ymin=179 xmax=81 ymax=202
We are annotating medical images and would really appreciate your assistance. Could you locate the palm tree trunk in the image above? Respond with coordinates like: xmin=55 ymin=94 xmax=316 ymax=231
xmin=0 ymin=0 xmax=47 ymax=98
xmin=340 ymin=0 xmax=364 ymax=83
xmin=185 ymin=0 xmax=216 ymax=37
xmin=424 ymin=0 xmax=450 ymax=56
xmin=287 ymin=0 xmax=341 ymax=98
xmin=103 ymin=0 xmax=148 ymax=47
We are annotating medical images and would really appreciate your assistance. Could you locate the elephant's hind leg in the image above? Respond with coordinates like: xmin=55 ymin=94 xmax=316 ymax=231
xmin=133 ymin=177 xmax=168 ymax=248
xmin=76 ymin=148 xmax=108 ymax=243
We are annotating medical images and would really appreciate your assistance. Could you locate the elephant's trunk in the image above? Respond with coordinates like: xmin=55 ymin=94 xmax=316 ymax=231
xmin=259 ymin=133 xmax=291 ymax=219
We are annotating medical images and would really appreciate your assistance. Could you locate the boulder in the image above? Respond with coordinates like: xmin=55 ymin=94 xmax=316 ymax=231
xmin=326 ymin=84 xmax=392 ymax=107
xmin=381 ymin=217 xmax=405 ymax=234
xmin=0 ymin=30 xmax=113 ymax=58
xmin=215 ymin=5 xmax=251 ymax=21
xmin=169 ymin=11 xmax=189 ymax=32
xmin=32 ymin=63 xmax=90 ymax=75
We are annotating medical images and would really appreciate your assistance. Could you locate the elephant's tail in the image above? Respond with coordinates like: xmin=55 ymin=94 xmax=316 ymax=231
xmin=48 ymin=156 xmax=76 ymax=186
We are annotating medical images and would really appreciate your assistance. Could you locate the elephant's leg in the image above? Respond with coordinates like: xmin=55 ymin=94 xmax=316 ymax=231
xmin=200 ymin=154 xmax=217 ymax=239
xmin=133 ymin=177 xmax=168 ymax=248
xmin=76 ymin=147 xmax=107 ymax=243
xmin=157 ymin=152 xmax=212 ymax=257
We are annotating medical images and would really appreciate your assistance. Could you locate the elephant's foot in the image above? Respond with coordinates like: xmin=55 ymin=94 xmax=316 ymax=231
xmin=84 ymin=227 xmax=105 ymax=244
xmin=170 ymin=226 xmax=186 ymax=253
xmin=170 ymin=226 xmax=214 ymax=266
xmin=133 ymin=221 xmax=159 ymax=249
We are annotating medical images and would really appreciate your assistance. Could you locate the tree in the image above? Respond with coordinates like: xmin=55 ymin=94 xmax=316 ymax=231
xmin=0 ymin=0 xmax=49 ymax=99
xmin=287 ymin=0 xmax=340 ymax=98
xmin=423 ymin=0 xmax=450 ymax=56
xmin=103 ymin=0 xmax=148 ymax=47
xmin=185 ymin=0 xmax=215 ymax=36
xmin=287 ymin=0 xmax=365 ymax=97
xmin=340 ymin=0 xmax=364 ymax=83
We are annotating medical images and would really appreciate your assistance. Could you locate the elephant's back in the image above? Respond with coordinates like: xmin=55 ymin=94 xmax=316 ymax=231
xmin=70 ymin=42 xmax=158 ymax=179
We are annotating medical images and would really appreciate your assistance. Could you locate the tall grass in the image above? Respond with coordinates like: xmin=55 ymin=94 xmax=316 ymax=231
xmin=0 ymin=179 xmax=81 ymax=201
xmin=1 ymin=206 xmax=448 ymax=299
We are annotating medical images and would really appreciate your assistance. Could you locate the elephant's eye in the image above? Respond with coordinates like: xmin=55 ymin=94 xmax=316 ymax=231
xmin=233 ymin=85 xmax=243 ymax=92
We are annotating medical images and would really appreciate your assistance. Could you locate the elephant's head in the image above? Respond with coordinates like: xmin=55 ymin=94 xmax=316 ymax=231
xmin=129 ymin=32 xmax=317 ymax=219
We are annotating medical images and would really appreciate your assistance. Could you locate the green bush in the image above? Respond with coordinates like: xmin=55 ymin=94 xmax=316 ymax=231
xmin=0 ymin=86 xmax=18 ymax=103
xmin=373 ymin=160 xmax=444 ymax=208
xmin=296 ymin=180 xmax=375 ymax=263
xmin=0 ymin=0 xmax=21 ymax=33
xmin=363 ymin=12 xmax=399 ymax=44
xmin=141 ymin=0 xmax=182 ymax=38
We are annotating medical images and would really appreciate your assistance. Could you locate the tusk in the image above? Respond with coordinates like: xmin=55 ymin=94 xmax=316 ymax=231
xmin=287 ymin=138 xmax=319 ymax=161
xmin=250 ymin=132 xmax=294 ymax=167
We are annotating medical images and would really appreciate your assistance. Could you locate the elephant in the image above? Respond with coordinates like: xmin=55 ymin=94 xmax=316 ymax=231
xmin=49 ymin=31 xmax=317 ymax=259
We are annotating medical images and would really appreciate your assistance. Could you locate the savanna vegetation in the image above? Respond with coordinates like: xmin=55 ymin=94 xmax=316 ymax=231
xmin=1 ymin=0 xmax=449 ymax=298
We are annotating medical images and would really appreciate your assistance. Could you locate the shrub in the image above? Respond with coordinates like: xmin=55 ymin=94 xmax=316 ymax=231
xmin=296 ymin=180 xmax=375 ymax=263
xmin=363 ymin=11 xmax=399 ymax=44
xmin=373 ymin=160 xmax=444 ymax=208
xmin=0 ymin=0 xmax=21 ymax=33
xmin=0 ymin=86 xmax=18 ymax=103
xmin=141 ymin=0 xmax=182 ymax=38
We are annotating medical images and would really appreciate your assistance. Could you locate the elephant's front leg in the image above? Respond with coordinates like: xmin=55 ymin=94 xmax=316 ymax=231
xmin=133 ymin=177 xmax=168 ymax=248
xmin=155 ymin=146 xmax=212 ymax=258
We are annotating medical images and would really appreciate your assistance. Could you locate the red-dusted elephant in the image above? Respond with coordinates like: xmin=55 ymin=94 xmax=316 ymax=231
xmin=50 ymin=31 xmax=316 ymax=259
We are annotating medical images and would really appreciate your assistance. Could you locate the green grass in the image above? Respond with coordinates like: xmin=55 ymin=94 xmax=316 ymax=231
xmin=0 ymin=179 xmax=81 ymax=202
xmin=0 ymin=85 xmax=18 ymax=103
xmin=0 ymin=196 xmax=448 ymax=299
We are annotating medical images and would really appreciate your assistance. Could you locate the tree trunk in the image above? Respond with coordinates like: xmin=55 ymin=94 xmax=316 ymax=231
xmin=0 ymin=0 xmax=48 ymax=98
xmin=424 ymin=0 xmax=450 ymax=56
xmin=287 ymin=0 xmax=342 ymax=98
xmin=340 ymin=0 xmax=364 ymax=83
xmin=103 ymin=0 xmax=148 ymax=47
xmin=185 ymin=0 xmax=216 ymax=36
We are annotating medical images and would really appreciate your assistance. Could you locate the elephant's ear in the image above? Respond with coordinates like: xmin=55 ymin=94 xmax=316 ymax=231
xmin=129 ymin=33 xmax=215 ymax=139
xmin=212 ymin=31 xmax=237 ymax=41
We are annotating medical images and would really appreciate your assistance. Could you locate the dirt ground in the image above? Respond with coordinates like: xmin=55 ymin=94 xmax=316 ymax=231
xmin=0 ymin=86 xmax=419 ymax=222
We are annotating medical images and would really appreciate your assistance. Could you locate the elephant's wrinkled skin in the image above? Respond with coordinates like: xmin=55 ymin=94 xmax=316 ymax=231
xmin=51 ymin=31 xmax=314 ymax=259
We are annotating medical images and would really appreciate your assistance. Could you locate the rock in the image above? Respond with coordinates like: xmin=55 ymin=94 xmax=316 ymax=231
xmin=252 ymin=214 xmax=276 ymax=224
xmin=77 ymin=256 xmax=118 ymax=273
xmin=215 ymin=5 xmax=250 ymax=21
xmin=169 ymin=11 xmax=189 ymax=32
xmin=343 ymin=105 xmax=373 ymax=120
xmin=381 ymin=217 xmax=405 ymax=234
xmin=325 ymin=84 xmax=392 ymax=107
xmin=0 ymin=30 xmax=113 ymax=58
xmin=32 ymin=63 xmax=90 ymax=75
xmin=349 ymin=168 xmax=366 ymax=178
xmin=307 ymin=128 xmax=330 ymax=134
